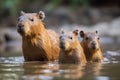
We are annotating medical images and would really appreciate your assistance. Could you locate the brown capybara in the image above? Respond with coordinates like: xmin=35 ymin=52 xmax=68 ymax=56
xmin=80 ymin=31 xmax=104 ymax=62
xmin=16 ymin=11 xmax=60 ymax=61
xmin=59 ymin=29 xmax=87 ymax=64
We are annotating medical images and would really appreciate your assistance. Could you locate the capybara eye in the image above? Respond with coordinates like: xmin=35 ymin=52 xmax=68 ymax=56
xmin=29 ymin=18 xmax=34 ymax=22
xmin=69 ymin=37 xmax=73 ymax=39
xmin=86 ymin=37 xmax=89 ymax=40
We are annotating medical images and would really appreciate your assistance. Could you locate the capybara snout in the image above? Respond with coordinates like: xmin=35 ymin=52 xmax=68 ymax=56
xmin=59 ymin=41 xmax=65 ymax=49
xmin=90 ymin=41 xmax=98 ymax=50
xmin=59 ymin=35 xmax=70 ymax=50
xmin=17 ymin=23 xmax=25 ymax=33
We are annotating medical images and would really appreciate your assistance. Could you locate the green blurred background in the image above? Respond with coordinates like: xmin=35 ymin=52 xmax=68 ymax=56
xmin=0 ymin=0 xmax=120 ymax=26
xmin=0 ymin=0 xmax=120 ymax=54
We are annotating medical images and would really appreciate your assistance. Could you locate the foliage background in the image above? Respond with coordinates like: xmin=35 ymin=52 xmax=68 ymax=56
xmin=0 ymin=0 xmax=120 ymax=27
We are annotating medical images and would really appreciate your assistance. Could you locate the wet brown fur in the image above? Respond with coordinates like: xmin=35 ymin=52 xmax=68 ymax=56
xmin=59 ymin=30 xmax=86 ymax=64
xmin=17 ymin=11 xmax=60 ymax=61
xmin=80 ymin=31 xmax=104 ymax=62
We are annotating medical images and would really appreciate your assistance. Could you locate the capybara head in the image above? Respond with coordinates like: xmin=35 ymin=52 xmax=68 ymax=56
xmin=16 ymin=11 xmax=45 ymax=36
xmin=80 ymin=31 xmax=100 ymax=50
xmin=59 ymin=29 xmax=79 ymax=51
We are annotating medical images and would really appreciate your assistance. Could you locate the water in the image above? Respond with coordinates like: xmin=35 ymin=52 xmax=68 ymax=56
xmin=0 ymin=51 xmax=120 ymax=80
xmin=0 ymin=37 xmax=120 ymax=80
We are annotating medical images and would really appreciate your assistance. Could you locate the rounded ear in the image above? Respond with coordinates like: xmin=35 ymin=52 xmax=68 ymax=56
xmin=21 ymin=11 xmax=25 ymax=15
xmin=95 ymin=30 xmax=98 ymax=34
xmin=60 ymin=28 xmax=64 ymax=34
xmin=73 ymin=29 xmax=79 ymax=36
xmin=80 ymin=31 xmax=85 ymax=38
xmin=37 ymin=11 xmax=45 ymax=20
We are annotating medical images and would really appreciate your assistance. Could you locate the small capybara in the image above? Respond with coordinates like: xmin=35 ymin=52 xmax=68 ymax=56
xmin=59 ymin=29 xmax=86 ymax=64
xmin=16 ymin=11 xmax=60 ymax=61
xmin=80 ymin=31 xmax=104 ymax=62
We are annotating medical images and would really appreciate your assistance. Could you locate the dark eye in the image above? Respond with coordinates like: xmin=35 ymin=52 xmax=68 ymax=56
xmin=29 ymin=18 xmax=34 ymax=22
xmin=98 ymin=37 xmax=100 ymax=40
xmin=86 ymin=37 xmax=89 ymax=40
xmin=69 ymin=37 xmax=73 ymax=39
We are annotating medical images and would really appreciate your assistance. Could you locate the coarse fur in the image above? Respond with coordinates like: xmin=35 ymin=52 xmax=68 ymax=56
xmin=17 ymin=11 xmax=60 ymax=61
xmin=80 ymin=31 xmax=104 ymax=62
xmin=59 ymin=29 xmax=86 ymax=64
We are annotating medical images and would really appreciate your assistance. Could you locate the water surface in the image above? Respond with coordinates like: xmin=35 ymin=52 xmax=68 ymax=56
xmin=0 ymin=51 xmax=120 ymax=80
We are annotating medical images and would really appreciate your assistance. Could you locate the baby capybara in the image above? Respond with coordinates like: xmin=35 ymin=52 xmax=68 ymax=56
xmin=59 ymin=29 xmax=86 ymax=64
xmin=80 ymin=31 xmax=104 ymax=62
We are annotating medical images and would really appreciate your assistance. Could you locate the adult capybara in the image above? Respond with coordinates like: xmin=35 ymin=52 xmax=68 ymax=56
xmin=80 ymin=31 xmax=104 ymax=62
xmin=59 ymin=29 xmax=86 ymax=64
xmin=16 ymin=11 xmax=60 ymax=61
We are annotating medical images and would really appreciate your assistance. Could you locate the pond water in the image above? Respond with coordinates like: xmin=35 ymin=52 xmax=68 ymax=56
xmin=0 ymin=37 xmax=120 ymax=80
xmin=0 ymin=50 xmax=120 ymax=80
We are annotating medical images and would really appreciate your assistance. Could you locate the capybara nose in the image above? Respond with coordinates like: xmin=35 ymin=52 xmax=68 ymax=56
xmin=91 ymin=42 xmax=97 ymax=49
xmin=60 ymin=42 xmax=65 ymax=49
xmin=18 ymin=23 xmax=24 ymax=28
xmin=91 ymin=42 xmax=96 ymax=46
xmin=17 ymin=24 xmax=24 ymax=33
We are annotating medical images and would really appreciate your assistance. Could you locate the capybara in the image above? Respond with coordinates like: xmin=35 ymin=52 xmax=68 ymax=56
xmin=59 ymin=29 xmax=86 ymax=64
xmin=80 ymin=31 xmax=104 ymax=62
xmin=16 ymin=11 xmax=60 ymax=61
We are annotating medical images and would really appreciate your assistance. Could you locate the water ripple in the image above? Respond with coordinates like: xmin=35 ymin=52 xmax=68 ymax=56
xmin=0 ymin=56 xmax=24 ymax=63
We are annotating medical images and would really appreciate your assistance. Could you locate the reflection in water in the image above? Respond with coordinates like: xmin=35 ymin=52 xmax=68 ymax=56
xmin=0 ymin=63 xmax=24 ymax=80
xmin=0 ymin=52 xmax=120 ymax=80
xmin=0 ymin=61 xmax=103 ymax=80
xmin=23 ymin=62 xmax=86 ymax=80
xmin=85 ymin=63 xmax=102 ymax=76
xmin=23 ymin=62 xmax=59 ymax=80
xmin=58 ymin=64 xmax=85 ymax=79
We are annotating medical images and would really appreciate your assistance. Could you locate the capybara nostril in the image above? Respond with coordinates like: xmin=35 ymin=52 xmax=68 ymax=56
xmin=18 ymin=23 xmax=24 ymax=28
xmin=91 ymin=42 xmax=96 ymax=46
xmin=17 ymin=23 xmax=24 ymax=33
xmin=59 ymin=42 xmax=65 ymax=49
xmin=60 ymin=41 xmax=65 ymax=45
xmin=91 ymin=41 xmax=97 ymax=49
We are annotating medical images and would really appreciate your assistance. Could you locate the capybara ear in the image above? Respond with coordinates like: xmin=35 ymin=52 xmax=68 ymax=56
xmin=60 ymin=29 xmax=64 ymax=34
xmin=37 ymin=11 xmax=45 ymax=20
xmin=73 ymin=29 xmax=79 ymax=36
xmin=80 ymin=31 xmax=85 ymax=38
xmin=95 ymin=30 xmax=98 ymax=34
xmin=21 ymin=11 xmax=25 ymax=15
